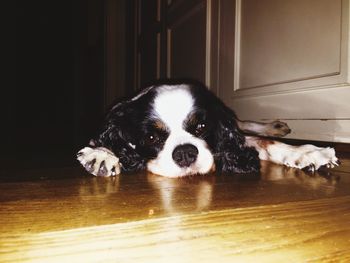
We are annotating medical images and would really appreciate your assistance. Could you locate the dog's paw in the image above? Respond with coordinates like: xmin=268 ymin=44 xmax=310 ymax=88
xmin=77 ymin=147 xmax=121 ymax=176
xmin=283 ymin=145 xmax=339 ymax=172
xmin=265 ymin=121 xmax=291 ymax=137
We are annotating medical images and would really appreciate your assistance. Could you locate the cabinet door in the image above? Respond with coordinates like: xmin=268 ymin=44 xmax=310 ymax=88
xmin=166 ymin=0 xmax=208 ymax=84
xmin=136 ymin=0 xmax=160 ymax=88
xmin=218 ymin=0 xmax=350 ymax=142
xmin=135 ymin=0 xmax=218 ymax=91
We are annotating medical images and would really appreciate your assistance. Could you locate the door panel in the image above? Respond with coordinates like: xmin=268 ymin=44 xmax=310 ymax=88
xmin=218 ymin=0 xmax=350 ymax=143
xmin=239 ymin=0 xmax=342 ymax=90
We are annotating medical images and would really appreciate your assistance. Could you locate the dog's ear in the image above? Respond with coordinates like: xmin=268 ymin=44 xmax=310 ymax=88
xmin=213 ymin=102 xmax=260 ymax=173
xmin=91 ymin=100 xmax=146 ymax=172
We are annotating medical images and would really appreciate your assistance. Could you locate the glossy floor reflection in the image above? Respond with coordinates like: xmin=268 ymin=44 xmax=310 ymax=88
xmin=1 ymin=160 xmax=349 ymax=233
xmin=1 ymin=158 xmax=350 ymax=262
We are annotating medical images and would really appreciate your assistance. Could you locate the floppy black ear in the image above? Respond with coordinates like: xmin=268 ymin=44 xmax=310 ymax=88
xmin=213 ymin=103 xmax=260 ymax=173
xmin=91 ymin=101 xmax=146 ymax=173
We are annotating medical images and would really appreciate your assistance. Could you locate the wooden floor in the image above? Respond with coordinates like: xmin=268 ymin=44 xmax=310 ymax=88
xmin=1 ymin=156 xmax=350 ymax=262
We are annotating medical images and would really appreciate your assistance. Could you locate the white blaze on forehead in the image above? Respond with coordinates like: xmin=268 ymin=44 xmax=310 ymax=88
xmin=153 ymin=85 xmax=193 ymax=131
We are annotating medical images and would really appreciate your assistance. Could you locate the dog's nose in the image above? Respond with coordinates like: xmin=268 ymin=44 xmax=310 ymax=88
xmin=172 ymin=144 xmax=199 ymax=167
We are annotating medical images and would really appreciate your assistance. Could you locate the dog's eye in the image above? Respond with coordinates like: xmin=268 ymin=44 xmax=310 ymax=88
xmin=144 ymin=134 xmax=159 ymax=145
xmin=194 ymin=123 xmax=206 ymax=136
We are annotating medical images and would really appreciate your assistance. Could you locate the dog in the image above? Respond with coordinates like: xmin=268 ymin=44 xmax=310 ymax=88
xmin=77 ymin=82 xmax=339 ymax=178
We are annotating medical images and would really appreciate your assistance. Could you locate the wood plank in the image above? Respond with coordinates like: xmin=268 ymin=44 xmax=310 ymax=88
xmin=1 ymin=196 xmax=350 ymax=262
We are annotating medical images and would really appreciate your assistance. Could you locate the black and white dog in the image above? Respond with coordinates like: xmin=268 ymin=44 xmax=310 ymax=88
xmin=77 ymin=82 xmax=339 ymax=178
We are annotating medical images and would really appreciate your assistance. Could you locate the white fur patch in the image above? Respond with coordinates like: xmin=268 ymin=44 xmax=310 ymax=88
xmin=153 ymin=85 xmax=194 ymax=132
xmin=77 ymin=147 xmax=121 ymax=176
xmin=266 ymin=144 xmax=338 ymax=171
xmin=246 ymin=137 xmax=339 ymax=171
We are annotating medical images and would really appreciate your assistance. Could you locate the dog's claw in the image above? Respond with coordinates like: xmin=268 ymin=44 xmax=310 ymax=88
xmin=111 ymin=166 xmax=117 ymax=176
xmin=85 ymin=158 xmax=96 ymax=173
xmin=97 ymin=160 xmax=108 ymax=176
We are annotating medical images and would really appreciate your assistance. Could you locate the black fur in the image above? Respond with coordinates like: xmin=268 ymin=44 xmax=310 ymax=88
xmin=91 ymin=88 xmax=157 ymax=172
xmin=189 ymin=83 xmax=260 ymax=173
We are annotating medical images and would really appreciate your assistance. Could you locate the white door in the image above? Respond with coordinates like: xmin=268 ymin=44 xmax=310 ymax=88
xmin=217 ymin=0 xmax=350 ymax=143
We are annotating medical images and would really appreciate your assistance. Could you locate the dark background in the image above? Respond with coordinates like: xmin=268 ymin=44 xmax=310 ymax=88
xmin=11 ymin=0 xmax=135 ymax=169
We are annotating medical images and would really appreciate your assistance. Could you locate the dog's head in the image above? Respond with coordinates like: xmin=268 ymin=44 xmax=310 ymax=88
xmin=96 ymin=83 xmax=259 ymax=177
